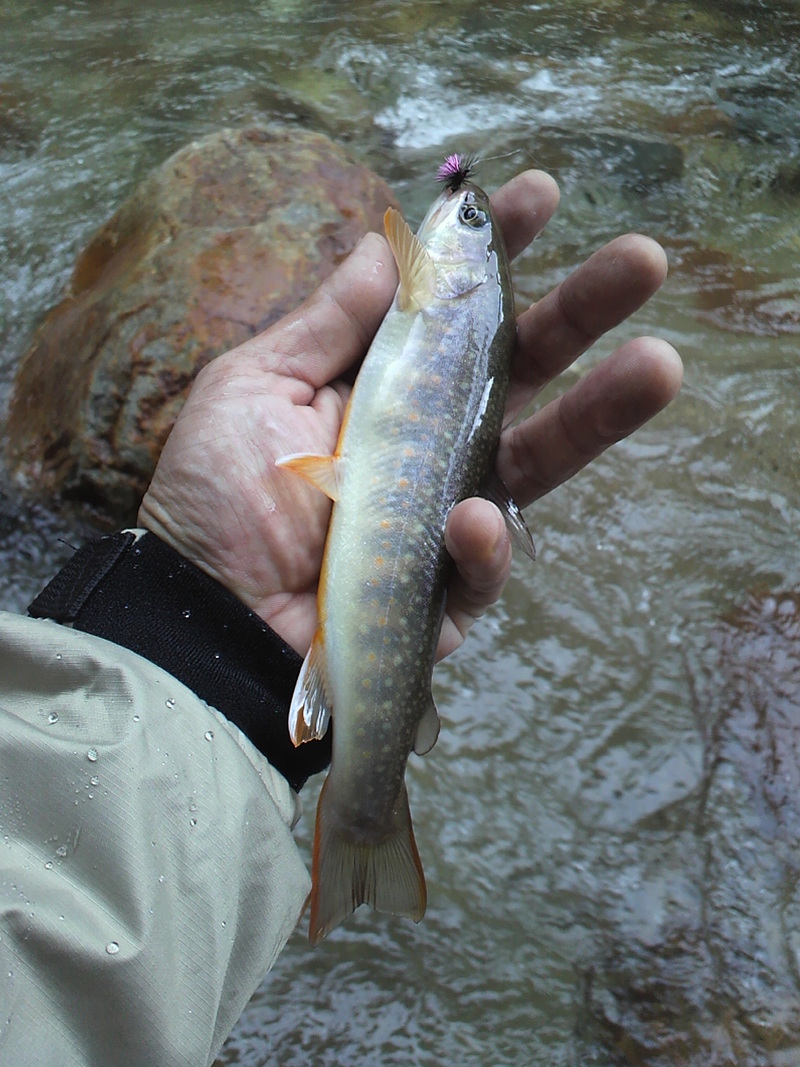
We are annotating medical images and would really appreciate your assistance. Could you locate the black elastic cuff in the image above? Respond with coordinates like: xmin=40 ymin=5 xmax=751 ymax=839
xmin=29 ymin=531 xmax=331 ymax=791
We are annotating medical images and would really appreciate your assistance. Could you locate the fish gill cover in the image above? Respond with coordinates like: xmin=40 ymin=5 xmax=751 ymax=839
xmin=435 ymin=153 xmax=476 ymax=191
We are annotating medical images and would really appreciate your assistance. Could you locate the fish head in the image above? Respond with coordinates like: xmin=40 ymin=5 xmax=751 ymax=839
xmin=416 ymin=181 xmax=507 ymax=298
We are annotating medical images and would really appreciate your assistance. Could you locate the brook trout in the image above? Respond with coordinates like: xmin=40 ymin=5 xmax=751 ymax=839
xmin=278 ymin=155 xmax=533 ymax=945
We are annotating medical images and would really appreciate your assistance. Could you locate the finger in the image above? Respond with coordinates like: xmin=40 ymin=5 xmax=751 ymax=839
xmin=235 ymin=230 xmax=398 ymax=389
xmin=506 ymin=234 xmax=668 ymax=422
xmin=490 ymin=169 xmax=560 ymax=261
xmin=497 ymin=336 xmax=683 ymax=508
xmin=437 ymin=498 xmax=512 ymax=660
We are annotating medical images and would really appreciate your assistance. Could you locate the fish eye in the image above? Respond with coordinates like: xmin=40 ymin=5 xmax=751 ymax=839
xmin=458 ymin=201 xmax=488 ymax=228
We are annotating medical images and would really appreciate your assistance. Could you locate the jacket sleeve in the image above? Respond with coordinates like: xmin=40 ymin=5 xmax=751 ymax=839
xmin=0 ymin=611 xmax=310 ymax=1067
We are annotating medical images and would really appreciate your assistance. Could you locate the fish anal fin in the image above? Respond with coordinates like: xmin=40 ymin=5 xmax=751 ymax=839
xmin=308 ymin=779 xmax=426 ymax=946
xmin=483 ymin=471 xmax=536 ymax=561
xmin=275 ymin=452 xmax=341 ymax=501
xmin=413 ymin=696 xmax=440 ymax=755
xmin=384 ymin=207 xmax=437 ymax=313
xmin=288 ymin=634 xmax=332 ymax=746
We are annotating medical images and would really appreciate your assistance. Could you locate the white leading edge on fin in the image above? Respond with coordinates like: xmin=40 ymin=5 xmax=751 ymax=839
xmin=483 ymin=471 xmax=537 ymax=561
xmin=289 ymin=635 xmax=332 ymax=745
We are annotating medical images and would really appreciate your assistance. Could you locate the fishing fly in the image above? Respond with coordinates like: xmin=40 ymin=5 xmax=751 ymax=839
xmin=435 ymin=152 xmax=477 ymax=192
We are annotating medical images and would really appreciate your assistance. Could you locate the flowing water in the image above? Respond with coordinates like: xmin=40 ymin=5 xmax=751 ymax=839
xmin=2 ymin=1 xmax=800 ymax=1064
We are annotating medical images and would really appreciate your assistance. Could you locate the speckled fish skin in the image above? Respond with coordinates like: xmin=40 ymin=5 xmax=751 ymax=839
xmin=295 ymin=175 xmax=515 ymax=944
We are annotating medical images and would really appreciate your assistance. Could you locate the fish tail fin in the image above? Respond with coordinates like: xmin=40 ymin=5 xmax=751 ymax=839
xmin=308 ymin=777 xmax=427 ymax=946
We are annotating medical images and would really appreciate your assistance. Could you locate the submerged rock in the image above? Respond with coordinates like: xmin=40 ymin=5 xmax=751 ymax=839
xmin=6 ymin=126 xmax=397 ymax=519
xmin=578 ymin=591 xmax=800 ymax=1065
xmin=534 ymin=126 xmax=684 ymax=194
xmin=0 ymin=81 xmax=40 ymax=158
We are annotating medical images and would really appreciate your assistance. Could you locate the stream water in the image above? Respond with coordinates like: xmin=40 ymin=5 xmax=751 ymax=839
xmin=2 ymin=1 xmax=799 ymax=1064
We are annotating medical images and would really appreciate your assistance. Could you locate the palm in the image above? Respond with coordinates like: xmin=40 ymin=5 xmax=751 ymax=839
xmin=141 ymin=354 xmax=351 ymax=653
xmin=140 ymin=169 xmax=682 ymax=660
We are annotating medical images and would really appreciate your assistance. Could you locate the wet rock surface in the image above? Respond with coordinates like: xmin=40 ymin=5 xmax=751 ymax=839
xmin=6 ymin=125 xmax=397 ymax=519
xmin=578 ymin=591 xmax=800 ymax=1066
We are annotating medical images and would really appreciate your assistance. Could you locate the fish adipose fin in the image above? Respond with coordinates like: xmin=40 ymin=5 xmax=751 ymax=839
xmin=384 ymin=207 xmax=437 ymax=313
xmin=289 ymin=634 xmax=332 ymax=745
xmin=308 ymin=778 xmax=426 ymax=945
xmin=483 ymin=471 xmax=537 ymax=561
xmin=275 ymin=452 xmax=341 ymax=501
xmin=413 ymin=696 xmax=440 ymax=755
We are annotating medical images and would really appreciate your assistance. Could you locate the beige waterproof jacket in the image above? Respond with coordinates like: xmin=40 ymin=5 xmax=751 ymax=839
xmin=0 ymin=612 xmax=310 ymax=1067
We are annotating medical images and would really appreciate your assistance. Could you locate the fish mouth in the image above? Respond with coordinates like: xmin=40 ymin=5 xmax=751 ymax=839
xmin=416 ymin=187 xmax=463 ymax=243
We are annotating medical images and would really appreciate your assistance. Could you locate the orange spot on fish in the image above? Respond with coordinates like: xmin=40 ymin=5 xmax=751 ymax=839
xmin=380 ymin=519 xmax=391 ymax=529
xmin=408 ymin=412 xmax=420 ymax=422
xmin=375 ymin=556 xmax=385 ymax=567
xmin=398 ymin=478 xmax=410 ymax=490
xmin=378 ymin=616 xmax=388 ymax=627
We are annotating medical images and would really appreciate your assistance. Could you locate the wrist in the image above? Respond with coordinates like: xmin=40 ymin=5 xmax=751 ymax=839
xmin=28 ymin=529 xmax=330 ymax=791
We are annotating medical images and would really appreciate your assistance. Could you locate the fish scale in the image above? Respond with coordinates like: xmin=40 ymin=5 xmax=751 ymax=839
xmin=276 ymin=162 xmax=526 ymax=944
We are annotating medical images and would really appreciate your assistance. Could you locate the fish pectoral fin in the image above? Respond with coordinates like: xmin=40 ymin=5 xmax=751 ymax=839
xmin=483 ymin=471 xmax=537 ymax=561
xmin=275 ymin=452 xmax=342 ymax=501
xmin=308 ymin=778 xmax=426 ymax=946
xmin=289 ymin=634 xmax=332 ymax=745
xmin=413 ymin=696 xmax=440 ymax=755
xmin=384 ymin=207 xmax=437 ymax=312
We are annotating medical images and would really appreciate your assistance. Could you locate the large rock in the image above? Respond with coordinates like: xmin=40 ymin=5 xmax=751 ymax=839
xmin=6 ymin=126 xmax=398 ymax=518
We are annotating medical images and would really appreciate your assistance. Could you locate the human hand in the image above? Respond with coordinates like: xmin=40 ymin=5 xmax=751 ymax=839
xmin=138 ymin=170 xmax=682 ymax=660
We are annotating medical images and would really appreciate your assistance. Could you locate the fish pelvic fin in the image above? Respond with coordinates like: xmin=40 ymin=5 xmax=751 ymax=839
xmin=275 ymin=452 xmax=341 ymax=501
xmin=289 ymin=633 xmax=332 ymax=745
xmin=384 ymin=207 xmax=437 ymax=313
xmin=483 ymin=471 xmax=537 ymax=561
xmin=413 ymin=696 xmax=440 ymax=756
xmin=308 ymin=778 xmax=427 ymax=946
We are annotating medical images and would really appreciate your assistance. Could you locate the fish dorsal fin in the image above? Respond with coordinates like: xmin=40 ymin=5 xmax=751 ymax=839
xmin=384 ymin=207 xmax=437 ymax=312
xmin=413 ymin=696 xmax=440 ymax=755
xmin=289 ymin=634 xmax=332 ymax=745
xmin=483 ymin=471 xmax=537 ymax=561
xmin=275 ymin=452 xmax=342 ymax=501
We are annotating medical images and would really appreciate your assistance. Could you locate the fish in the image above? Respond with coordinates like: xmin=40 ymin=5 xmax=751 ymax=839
xmin=276 ymin=154 xmax=534 ymax=945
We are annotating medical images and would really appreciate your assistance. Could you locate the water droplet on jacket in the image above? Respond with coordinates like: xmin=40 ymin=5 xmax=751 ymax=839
xmin=55 ymin=653 xmax=62 ymax=661
xmin=133 ymin=714 xmax=140 ymax=723
xmin=158 ymin=874 xmax=165 ymax=884
xmin=87 ymin=748 xmax=98 ymax=762
xmin=165 ymin=698 xmax=175 ymax=709
xmin=90 ymin=776 xmax=99 ymax=787
xmin=55 ymin=845 xmax=68 ymax=858
xmin=181 ymin=609 xmax=191 ymax=620
xmin=189 ymin=818 xmax=197 ymax=828
xmin=47 ymin=712 xmax=59 ymax=725
xmin=204 ymin=730 xmax=214 ymax=741
xmin=105 ymin=941 xmax=120 ymax=955
xmin=87 ymin=792 xmax=95 ymax=799
xmin=44 ymin=861 xmax=53 ymax=870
